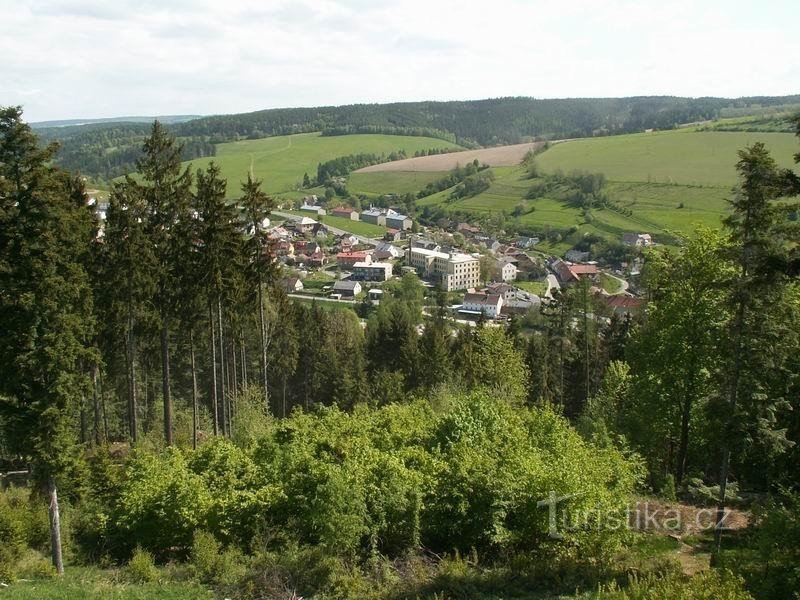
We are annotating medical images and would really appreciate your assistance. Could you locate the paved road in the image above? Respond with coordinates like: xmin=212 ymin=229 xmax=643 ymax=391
xmin=273 ymin=211 xmax=379 ymax=247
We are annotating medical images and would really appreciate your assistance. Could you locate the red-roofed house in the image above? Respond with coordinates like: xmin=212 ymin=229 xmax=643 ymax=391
xmin=336 ymin=251 xmax=371 ymax=268
xmin=604 ymin=294 xmax=645 ymax=316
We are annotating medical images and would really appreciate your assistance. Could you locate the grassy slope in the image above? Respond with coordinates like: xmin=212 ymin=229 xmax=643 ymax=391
xmin=412 ymin=129 xmax=798 ymax=247
xmin=183 ymin=132 xmax=461 ymax=197
xmin=537 ymin=129 xmax=798 ymax=187
xmin=348 ymin=171 xmax=446 ymax=196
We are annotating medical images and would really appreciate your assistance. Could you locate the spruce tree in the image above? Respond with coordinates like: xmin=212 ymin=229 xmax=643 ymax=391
xmin=0 ymin=107 xmax=97 ymax=574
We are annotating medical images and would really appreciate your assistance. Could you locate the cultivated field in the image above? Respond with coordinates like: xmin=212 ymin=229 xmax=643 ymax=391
xmin=536 ymin=129 xmax=798 ymax=187
xmin=355 ymin=141 xmax=547 ymax=173
xmin=182 ymin=132 xmax=462 ymax=197
xmin=348 ymin=171 xmax=446 ymax=196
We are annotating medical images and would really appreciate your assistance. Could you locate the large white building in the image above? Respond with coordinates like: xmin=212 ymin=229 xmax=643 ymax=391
xmin=406 ymin=246 xmax=480 ymax=291
xmin=461 ymin=292 xmax=504 ymax=319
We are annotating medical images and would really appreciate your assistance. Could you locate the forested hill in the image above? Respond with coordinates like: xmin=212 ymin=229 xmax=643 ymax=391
xmin=40 ymin=94 xmax=800 ymax=181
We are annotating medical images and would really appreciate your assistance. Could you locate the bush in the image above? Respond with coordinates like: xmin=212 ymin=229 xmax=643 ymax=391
xmin=114 ymin=448 xmax=212 ymax=559
xmin=127 ymin=546 xmax=159 ymax=583
xmin=190 ymin=530 xmax=248 ymax=587
xmin=596 ymin=569 xmax=753 ymax=599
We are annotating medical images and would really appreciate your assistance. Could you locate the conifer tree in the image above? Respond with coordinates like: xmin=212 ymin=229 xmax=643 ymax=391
xmin=0 ymin=107 xmax=97 ymax=574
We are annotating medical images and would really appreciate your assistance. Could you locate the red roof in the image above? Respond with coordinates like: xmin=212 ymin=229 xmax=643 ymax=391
xmin=337 ymin=251 xmax=369 ymax=259
xmin=605 ymin=295 xmax=644 ymax=309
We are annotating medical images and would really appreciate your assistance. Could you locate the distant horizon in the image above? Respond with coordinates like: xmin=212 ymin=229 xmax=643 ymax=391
xmin=25 ymin=92 xmax=800 ymax=126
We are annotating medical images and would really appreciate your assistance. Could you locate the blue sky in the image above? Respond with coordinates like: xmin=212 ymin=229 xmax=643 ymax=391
xmin=2 ymin=0 xmax=799 ymax=122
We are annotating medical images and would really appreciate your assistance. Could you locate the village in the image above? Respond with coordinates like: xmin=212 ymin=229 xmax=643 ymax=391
xmin=267 ymin=196 xmax=651 ymax=323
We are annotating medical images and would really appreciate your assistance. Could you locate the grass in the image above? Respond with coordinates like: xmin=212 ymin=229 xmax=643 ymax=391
xmin=537 ymin=129 xmax=798 ymax=187
xmin=599 ymin=273 xmax=624 ymax=294
xmin=348 ymin=171 xmax=447 ymax=196
xmin=0 ymin=566 xmax=212 ymax=599
xmin=282 ymin=210 xmax=386 ymax=237
xmin=182 ymin=132 xmax=461 ymax=197
xmin=514 ymin=280 xmax=548 ymax=295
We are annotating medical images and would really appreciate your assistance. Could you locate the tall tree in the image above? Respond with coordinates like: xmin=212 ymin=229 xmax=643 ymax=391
xmin=714 ymin=142 xmax=799 ymax=556
xmin=135 ymin=121 xmax=193 ymax=445
xmin=240 ymin=173 xmax=276 ymax=408
xmin=0 ymin=107 xmax=98 ymax=574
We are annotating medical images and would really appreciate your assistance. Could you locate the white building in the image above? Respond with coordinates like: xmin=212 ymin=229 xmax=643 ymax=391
xmin=496 ymin=258 xmax=518 ymax=282
xmin=461 ymin=292 xmax=504 ymax=319
xmin=406 ymin=246 xmax=480 ymax=291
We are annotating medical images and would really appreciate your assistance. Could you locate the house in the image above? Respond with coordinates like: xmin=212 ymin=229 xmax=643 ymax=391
xmin=336 ymin=251 xmax=371 ymax=268
xmin=332 ymin=280 xmax=362 ymax=297
xmin=604 ymin=294 xmax=645 ymax=316
xmin=552 ymin=259 xmax=599 ymax=284
xmin=281 ymin=277 xmax=304 ymax=293
xmin=352 ymin=261 xmax=393 ymax=281
xmin=475 ymin=236 xmax=501 ymax=253
xmin=367 ymin=288 xmax=384 ymax=304
xmin=495 ymin=258 xmax=518 ymax=282
xmin=460 ymin=292 xmax=504 ymax=319
xmin=516 ymin=236 xmax=539 ymax=249
xmin=622 ymin=233 xmax=654 ymax=247
xmin=385 ymin=210 xmax=412 ymax=231
xmin=294 ymin=240 xmax=321 ymax=256
xmin=486 ymin=282 xmax=516 ymax=302
xmin=360 ymin=207 xmax=386 ymax=226
xmin=565 ymin=249 xmax=590 ymax=263
xmin=331 ymin=206 xmax=359 ymax=220
xmin=384 ymin=228 xmax=403 ymax=242
xmin=373 ymin=242 xmax=403 ymax=261
xmin=292 ymin=217 xmax=317 ymax=234
xmin=308 ymin=250 xmax=327 ymax=268
xmin=300 ymin=203 xmax=325 ymax=216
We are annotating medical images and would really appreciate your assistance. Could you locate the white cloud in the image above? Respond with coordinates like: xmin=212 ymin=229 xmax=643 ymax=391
xmin=1 ymin=0 xmax=798 ymax=121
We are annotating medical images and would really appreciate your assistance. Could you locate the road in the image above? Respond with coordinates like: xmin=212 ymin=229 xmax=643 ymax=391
xmin=545 ymin=274 xmax=560 ymax=299
xmin=273 ymin=210 xmax=379 ymax=247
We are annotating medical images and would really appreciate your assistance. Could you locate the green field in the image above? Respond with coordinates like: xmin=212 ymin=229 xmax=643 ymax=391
xmin=283 ymin=210 xmax=387 ymax=237
xmin=538 ymin=130 xmax=798 ymax=187
xmin=182 ymin=132 xmax=462 ymax=197
xmin=348 ymin=171 xmax=447 ymax=196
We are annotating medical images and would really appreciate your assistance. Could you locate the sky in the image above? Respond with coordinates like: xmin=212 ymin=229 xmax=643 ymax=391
xmin=2 ymin=0 xmax=799 ymax=122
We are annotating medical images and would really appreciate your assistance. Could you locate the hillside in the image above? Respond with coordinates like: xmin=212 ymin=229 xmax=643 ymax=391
xmin=41 ymin=94 xmax=800 ymax=181
xmin=179 ymin=131 xmax=462 ymax=197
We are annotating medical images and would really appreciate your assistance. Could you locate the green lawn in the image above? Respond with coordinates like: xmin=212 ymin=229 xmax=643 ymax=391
xmin=0 ymin=567 xmax=212 ymax=599
xmin=182 ymin=132 xmax=462 ymax=197
xmin=283 ymin=210 xmax=386 ymax=237
xmin=348 ymin=171 xmax=447 ymax=196
xmin=538 ymin=129 xmax=798 ymax=187
xmin=514 ymin=280 xmax=548 ymax=295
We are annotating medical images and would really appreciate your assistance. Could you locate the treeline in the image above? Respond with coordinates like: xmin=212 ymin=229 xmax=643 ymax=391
xmin=315 ymin=150 xmax=408 ymax=183
xmin=320 ymin=123 xmax=457 ymax=143
xmin=526 ymin=169 xmax=609 ymax=210
xmin=39 ymin=94 xmax=800 ymax=181
xmin=449 ymin=168 xmax=495 ymax=200
xmin=417 ymin=159 xmax=489 ymax=198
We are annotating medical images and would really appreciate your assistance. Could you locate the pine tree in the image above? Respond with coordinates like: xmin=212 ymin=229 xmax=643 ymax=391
xmin=0 ymin=107 xmax=98 ymax=574
xmin=136 ymin=121 xmax=193 ymax=445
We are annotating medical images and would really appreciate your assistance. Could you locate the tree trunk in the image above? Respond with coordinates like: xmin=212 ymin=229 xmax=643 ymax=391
xmin=258 ymin=280 xmax=269 ymax=407
xmin=161 ymin=325 xmax=173 ymax=445
xmin=282 ymin=376 xmax=287 ymax=418
xmin=47 ymin=477 xmax=64 ymax=575
xmin=127 ymin=311 xmax=138 ymax=442
xmin=92 ymin=364 xmax=101 ymax=446
xmin=217 ymin=299 xmax=227 ymax=436
xmin=190 ymin=331 xmax=199 ymax=450
xmin=240 ymin=341 xmax=247 ymax=388
xmin=209 ymin=304 xmax=219 ymax=436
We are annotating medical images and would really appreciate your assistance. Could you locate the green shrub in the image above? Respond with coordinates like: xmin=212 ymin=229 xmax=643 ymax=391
xmin=114 ymin=448 xmax=212 ymax=558
xmin=127 ymin=546 xmax=159 ymax=583
xmin=596 ymin=569 xmax=753 ymax=599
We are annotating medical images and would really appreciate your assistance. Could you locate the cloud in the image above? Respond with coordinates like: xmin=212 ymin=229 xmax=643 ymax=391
xmin=1 ymin=0 xmax=798 ymax=122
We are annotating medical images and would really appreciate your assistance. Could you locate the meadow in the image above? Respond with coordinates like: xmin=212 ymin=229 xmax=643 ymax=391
xmin=182 ymin=132 xmax=462 ymax=197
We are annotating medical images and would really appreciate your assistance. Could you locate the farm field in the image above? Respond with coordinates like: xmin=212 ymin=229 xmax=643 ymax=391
xmin=348 ymin=171 xmax=446 ymax=196
xmin=355 ymin=141 xmax=546 ymax=172
xmin=181 ymin=132 xmax=462 ymax=197
xmin=283 ymin=210 xmax=387 ymax=237
xmin=535 ymin=129 xmax=798 ymax=187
